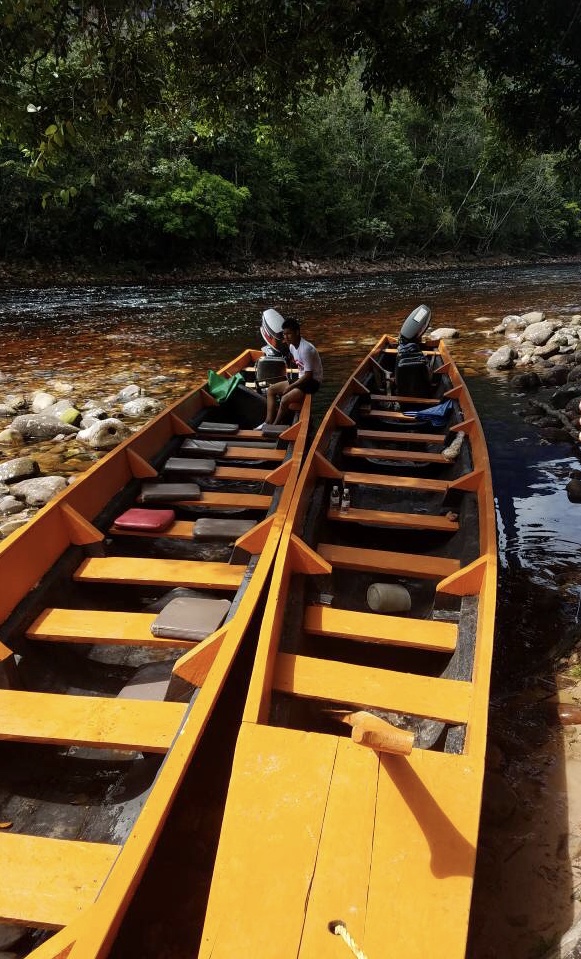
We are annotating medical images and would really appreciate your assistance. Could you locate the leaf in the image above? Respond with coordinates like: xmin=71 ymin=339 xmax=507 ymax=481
xmin=44 ymin=124 xmax=57 ymax=136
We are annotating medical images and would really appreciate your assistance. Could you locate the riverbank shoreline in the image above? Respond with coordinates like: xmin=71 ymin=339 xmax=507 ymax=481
xmin=1 ymin=251 xmax=580 ymax=287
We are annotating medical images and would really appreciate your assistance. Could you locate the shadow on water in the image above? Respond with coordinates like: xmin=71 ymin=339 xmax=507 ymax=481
xmin=2 ymin=261 xmax=581 ymax=957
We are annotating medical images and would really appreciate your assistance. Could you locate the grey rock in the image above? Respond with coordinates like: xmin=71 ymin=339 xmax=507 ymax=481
xmin=0 ymin=404 xmax=16 ymax=417
xmin=511 ymin=372 xmax=541 ymax=392
xmin=0 ymin=495 xmax=25 ymax=516
xmin=10 ymin=475 xmax=67 ymax=506
xmin=430 ymin=327 xmax=459 ymax=340
xmin=521 ymin=310 xmax=546 ymax=324
xmin=121 ymin=397 xmax=161 ymax=417
xmin=10 ymin=414 xmax=79 ymax=440
xmin=4 ymin=394 xmax=25 ymax=410
xmin=30 ymin=391 xmax=56 ymax=413
xmin=116 ymin=384 xmax=142 ymax=402
xmin=0 ymin=456 xmax=39 ymax=483
xmin=77 ymin=418 xmax=131 ymax=450
xmin=0 ymin=428 xmax=23 ymax=445
xmin=501 ymin=314 xmax=522 ymax=327
xmin=46 ymin=379 xmax=73 ymax=394
xmin=522 ymin=321 xmax=558 ymax=346
xmin=566 ymin=478 xmax=581 ymax=503
xmin=487 ymin=345 xmax=517 ymax=370
xmin=0 ymin=514 xmax=33 ymax=538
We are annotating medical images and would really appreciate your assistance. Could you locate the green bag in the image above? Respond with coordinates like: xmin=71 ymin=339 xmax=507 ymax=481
xmin=207 ymin=369 xmax=245 ymax=403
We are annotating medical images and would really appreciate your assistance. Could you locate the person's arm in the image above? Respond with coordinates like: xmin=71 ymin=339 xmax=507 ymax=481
xmin=283 ymin=369 xmax=313 ymax=393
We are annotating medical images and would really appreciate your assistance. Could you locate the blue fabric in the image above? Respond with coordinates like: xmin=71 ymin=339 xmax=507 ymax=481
xmin=403 ymin=399 xmax=453 ymax=425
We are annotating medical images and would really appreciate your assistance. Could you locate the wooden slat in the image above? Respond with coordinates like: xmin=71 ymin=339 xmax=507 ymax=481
xmin=0 ymin=689 xmax=187 ymax=752
xmin=317 ymin=542 xmax=461 ymax=578
xmin=343 ymin=471 xmax=449 ymax=492
xmin=26 ymin=608 xmax=195 ymax=648
xmin=304 ymin=605 xmax=458 ymax=653
xmin=327 ymin=507 xmax=459 ymax=532
xmin=371 ymin=394 xmax=440 ymax=405
xmin=364 ymin=750 xmax=480 ymax=959
xmin=273 ymin=653 xmax=471 ymax=724
xmin=221 ymin=447 xmax=285 ymax=462
xmin=362 ymin=410 xmax=421 ymax=421
xmin=344 ymin=446 xmax=448 ymax=464
xmin=194 ymin=429 xmax=269 ymax=441
xmin=213 ymin=465 xmax=271 ymax=481
xmin=184 ymin=491 xmax=271 ymax=510
xmin=356 ymin=429 xmax=446 ymax=444
xmin=74 ymin=556 xmax=245 ymax=590
xmin=0 ymin=832 xmax=120 ymax=928
xmin=199 ymin=723 xmax=339 ymax=959
xmin=109 ymin=520 xmax=195 ymax=540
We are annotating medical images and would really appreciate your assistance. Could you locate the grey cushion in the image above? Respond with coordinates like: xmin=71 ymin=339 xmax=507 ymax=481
xmin=164 ymin=456 xmax=216 ymax=476
xmin=197 ymin=421 xmax=239 ymax=434
xmin=262 ymin=424 xmax=288 ymax=437
xmin=193 ymin=518 xmax=257 ymax=542
xmin=150 ymin=597 xmax=231 ymax=641
xmin=117 ymin=661 xmax=174 ymax=701
xmin=139 ymin=482 xmax=201 ymax=502
xmin=181 ymin=438 xmax=227 ymax=456
xmin=225 ymin=440 xmax=277 ymax=449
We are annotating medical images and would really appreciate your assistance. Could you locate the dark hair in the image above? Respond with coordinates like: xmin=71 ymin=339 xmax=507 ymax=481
xmin=281 ymin=318 xmax=301 ymax=333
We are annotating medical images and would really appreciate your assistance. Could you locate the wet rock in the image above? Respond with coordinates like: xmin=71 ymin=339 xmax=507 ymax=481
xmin=30 ymin=390 xmax=56 ymax=413
xmin=59 ymin=408 xmax=82 ymax=426
xmin=501 ymin=314 xmax=522 ymax=327
xmin=431 ymin=327 xmax=459 ymax=339
xmin=566 ymin=478 xmax=581 ymax=503
xmin=541 ymin=368 xmax=569 ymax=387
xmin=521 ymin=310 xmax=546 ymax=324
xmin=568 ymin=365 xmax=581 ymax=383
xmin=0 ymin=513 xmax=35 ymax=537
xmin=551 ymin=386 xmax=581 ymax=409
xmin=46 ymin=379 xmax=73 ymax=394
xmin=10 ymin=414 xmax=79 ymax=440
xmin=121 ymin=398 xmax=161 ymax=417
xmin=487 ymin=345 xmax=518 ymax=370
xmin=0 ymin=457 xmax=39 ymax=484
xmin=116 ymin=384 xmax=142 ymax=402
xmin=522 ymin=321 xmax=558 ymax=346
xmin=4 ymin=394 xmax=25 ymax=410
xmin=77 ymin=418 xmax=131 ymax=450
xmin=0 ymin=428 xmax=23 ymax=446
xmin=0 ymin=495 xmax=25 ymax=516
xmin=540 ymin=427 xmax=572 ymax=443
xmin=511 ymin=372 xmax=541 ymax=391
xmin=9 ymin=475 xmax=67 ymax=506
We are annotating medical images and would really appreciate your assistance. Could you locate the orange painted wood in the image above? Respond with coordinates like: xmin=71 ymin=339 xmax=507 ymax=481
xmin=273 ymin=653 xmax=472 ymax=723
xmin=199 ymin=723 xmax=339 ymax=959
xmin=362 ymin=409 xmax=420 ymax=421
xmin=181 ymin=491 xmax=271 ymax=510
xmin=26 ymin=608 xmax=195 ymax=648
xmin=343 ymin=470 xmax=449 ymax=492
xmin=0 ymin=689 xmax=186 ymax=752
xmin=222 ymin=446 xmax=285 ymax=462
xmin=316 ymin=543 xmax=460 ymax=578
xmin=109 ymin=520 xmax=196 ymax=540
xmin=364 ymin=750 xmax=481 ymax=959
xmin=344 ymin=445 xmax=448 ymax=464
xmin=0 ymin=833 xmax=120 ymax=929
xmin=304 ymin=605 xmax=458 ymax=652
xmin=382 ymin=348 xmax=439 ymax=355
xmin=371 ymin=394 xmax=439 ymax=405
xmin=73 ymin=556 xmax=245 ymax=590
xmin=327 ymin=507 xmax=459 ymax=532
xmin=356 ymin=429 xmax=446 ymax=444
xmin=213 ymin=465 xmax=271 ymax=481
xmin=344 ymin=711 xmax=415 ymax=754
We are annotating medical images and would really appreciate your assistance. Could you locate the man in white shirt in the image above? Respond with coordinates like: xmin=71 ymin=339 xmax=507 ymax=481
xmin=257 ymin=317 xmax=323 ymax=429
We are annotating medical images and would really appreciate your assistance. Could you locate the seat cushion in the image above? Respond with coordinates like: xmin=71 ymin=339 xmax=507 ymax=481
xmin=181 ymin=438 xmax=227 ymax=456
xmin=225 ymin=440 xmax=277 ymax=449
xmin=150 ymin=597 xmax=232 ymax=642
xmin=193 ymin=518 xmax=257 ymax=542
xmin=197 ymin=421 xmax=239 ymax=434
xmin=261 ymin=424 xmax=289 ymax=437
xmin=117 ymin=661 xmax=175 ymax=702
xmin=139 ymin=482 xmax=201 ymax=503
xmin=164 ymin=457 xmax=216 ymax=476
xmin=113 ymin=508 xmax=176 ymax=532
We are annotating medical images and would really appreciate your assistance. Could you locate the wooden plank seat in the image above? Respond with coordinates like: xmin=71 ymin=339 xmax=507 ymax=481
xmin=273 ymin=652 xmax=471 ymax=724
xmin=382 ymin=347 xmax=439 ymax=356
xmin=109 ymin=517 xmax=257 ymax=541
xmin=0 ymin=832 xmax=121 ymax=929
xmin=370 ymin=394 xmax=440 ymax=405
xmin=220 ymin=447 xmax=285 ymax=462
xmin=26 ymin=608 xmax=187 ymax=646
xmin=196 ymin=421 xmax=239 ymax=434
xmin=343 ymin=471 xmax=450 ymax=493
xmin=326 ymin=507 xmax=459 ymax=532
xmin=194 ymin=428 xmax=277 ymax=441
xmin=356 ymin=429 xmax=446 ymax=444
xmin=343 ymin=446 xmax=449 ymax=464
xmin=0 ymin=688 xmax=187 ymax=752
xmin=184 ymin=491 xmax=272 ymax=510
xmin=360 ymin=409 xmax=421 ymax=421
xmin=317 ymin=543 xmax=461 ymax=578
xmin=110 ymin=519 xmax=197 ymax=540
xmin=304 ymin=605 xmax=458 ymax=653
xmin=73 ymin=556 xmax=246 ymax=590
xmin=180 ymin=439 xmax=278 ymax=457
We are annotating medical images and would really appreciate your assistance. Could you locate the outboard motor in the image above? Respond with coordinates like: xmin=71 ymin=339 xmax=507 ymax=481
xmin=257 ymin=308 xmax=289 ymax=389
xmin=394 ymin=304 xmax=432 ymax=397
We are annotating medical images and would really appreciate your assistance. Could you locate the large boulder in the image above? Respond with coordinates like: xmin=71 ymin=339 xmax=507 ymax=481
xmin=77 ymin=418 xmax=131 ymax=450
xmin=10 ymin=414 xmax=79 ymax=441
xmin=487 ymin=346 xmax=518 ymax=370
xmin=521 ymin=310 xmax=546 ymax=325
xmin=122 ymin=398 xmax=162 ymax=418
xmin=10 ymin=475 xmax=67 ymax=507
xmin=522 ymin=321 xmax=558 ymax=346
xmin=0 ymin=457 xmax=39 ymax=484
xmin=30 ymin=391 xmax=56 ymax=413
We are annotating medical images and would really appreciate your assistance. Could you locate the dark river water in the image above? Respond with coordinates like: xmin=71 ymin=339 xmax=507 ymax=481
xmin=1 ymin=261 xmax=581 ymax=957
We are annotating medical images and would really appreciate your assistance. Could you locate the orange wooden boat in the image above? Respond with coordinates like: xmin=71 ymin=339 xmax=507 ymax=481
xmin=199 ymin=333 xmax=497 ymax=959
xmin=0 ymin=350 xmax=311 ymax=959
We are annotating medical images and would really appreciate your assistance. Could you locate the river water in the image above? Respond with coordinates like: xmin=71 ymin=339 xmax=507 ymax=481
xmin=1 ymin=261 xmax=581 ymax=957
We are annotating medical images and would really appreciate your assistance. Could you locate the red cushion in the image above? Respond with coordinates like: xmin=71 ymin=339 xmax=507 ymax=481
xmin=113 ymin=508 xmax=176 ymax=532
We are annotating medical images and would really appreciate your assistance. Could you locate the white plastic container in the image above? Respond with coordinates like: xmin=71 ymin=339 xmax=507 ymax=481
xmin=367 ymin=583 xmax=412 ymax=614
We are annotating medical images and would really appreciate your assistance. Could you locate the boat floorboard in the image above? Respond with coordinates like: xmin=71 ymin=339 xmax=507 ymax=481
xmin=326 ymin=507 xmax=459 ymax=532
xmin=26 ymin=608 xmax=195 ymax=648
xmin=304 ymin=605 xmax=458 ymax=653
xmin=344 ymin=446 xmax=449 ymax=464
xmin=356 ymin=429 xmax=446 ymax=444
xmin=73 ymin=556 xmax=245 ymax=590
xmin=317 ymin=543 xmax=461 ymax=578
xmin=343 ymin=471 xmax=449 ymax=493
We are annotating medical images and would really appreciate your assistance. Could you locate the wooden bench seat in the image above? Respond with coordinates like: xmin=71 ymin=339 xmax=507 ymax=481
xmin=317 ymin=543 xmax=461 ymax=578
xmin=0 ymin=832 xmax=121 ymax=928
xmin=109 ymin=520 xmax=197 ymax=540
xmin=0 ymin=688 xmax=187 ymax=752
xmin=304 ymin=605 xmax=458 ymax=653
xmin=370 ymin=394 xmax=440 ymax=405
xmin=343 ymin=471 xmax=450 ymax=492
xmin=74 ymin=556 xmax=246 ymax=590
xmin=326 ymin=507 xmax=459 ymax=532
xmin=273 ymin=652 xmax=471 ymax=724
xmin=344 ymin=446 xmax=449 ymax=464
xmin=221 ymin=447 xmax=285 ymax=462
xmin=213 ymin=465 xmax=271 ymax=482
xmin=177 ymin=491 xmax=272 ymax=510
xmin=356 ymin=429 xmax=446 ymax=444
xmin=26 ymin=608 xmax=196 ymax=648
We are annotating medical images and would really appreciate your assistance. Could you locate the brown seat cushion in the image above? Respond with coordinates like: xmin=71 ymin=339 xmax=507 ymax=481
xmin=139 ymin=482 xmax=201 ymax=503
xmin=150 ymin=597 xmax=231 ymax=641
xmin=181 ymin=438 xmax=227 ymax=456
xmin=113 ymin=508 xmax=176 ymax=532
xmin=197 ymin=421 xmax=239 ymax=434
xmin=164 ymin=457 xmax=216 ymax=476
xmin=193 ymin=518 xmax=257 ymax=542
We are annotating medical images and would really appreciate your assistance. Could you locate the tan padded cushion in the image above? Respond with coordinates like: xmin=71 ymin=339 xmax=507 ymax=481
xmin=150 ymin=597 xmax=231 ymax=641
xmin=139 ymin=482 xmax=201 ymax=502
xmin=262 ymin=424 xmax=288 ymax=437
xmin=117 ymin=661 xmax=174 ymax=701
xmin=164 ymin=456 xmax=216 ymax=475
xmin=193 ymin=518 xmax=256 ymax=542
xmin=197 ymin=421 xmax=239 ymax=434
xmin=181 ymin=438 xmax=227 ymax=456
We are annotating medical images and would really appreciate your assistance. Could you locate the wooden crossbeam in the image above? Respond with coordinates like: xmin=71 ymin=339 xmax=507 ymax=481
xmin=343 ymin=471 xmax=449 ymax=493
xmin=344 ymin=446 xmax=448 ymax=464
xmin=317 ymin=543 xmax=460 ymax=578
xmin=356 ymin=429 xmax=446 ymax=444
xmin=327 ymin=507 xmax=459 ymax=532
xmin=304 ymin=605 xmax=458 ymax=653
xmin=74 ymin=556 xmax=245 ymax=590
xmin=26 ymin=608 xmax=196 ymax=648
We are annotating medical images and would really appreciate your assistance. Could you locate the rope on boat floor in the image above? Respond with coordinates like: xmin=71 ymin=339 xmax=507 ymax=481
xmin=329 ymin=920 xmax=369 ymax=959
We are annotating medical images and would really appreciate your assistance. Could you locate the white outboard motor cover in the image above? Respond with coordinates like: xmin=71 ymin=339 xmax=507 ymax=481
xmin=260 ymin=308 xmax=286 ymax=353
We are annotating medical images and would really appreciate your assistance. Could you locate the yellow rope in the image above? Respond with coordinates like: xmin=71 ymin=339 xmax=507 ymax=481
xmin=329 ymin=920 xmax=369 ymax=959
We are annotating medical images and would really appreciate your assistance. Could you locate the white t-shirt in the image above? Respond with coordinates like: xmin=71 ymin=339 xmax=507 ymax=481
xmin=289 ymin=337 xmax=323 ymax=383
